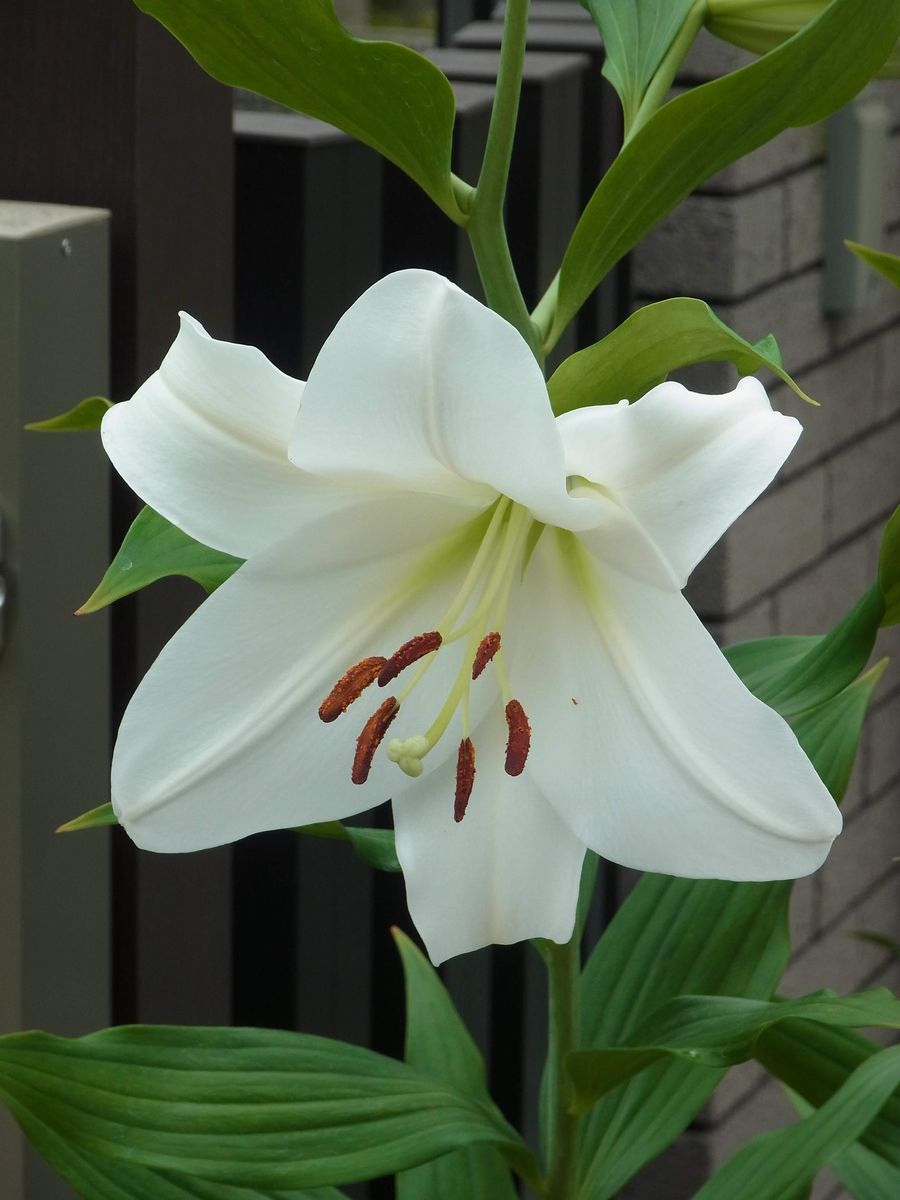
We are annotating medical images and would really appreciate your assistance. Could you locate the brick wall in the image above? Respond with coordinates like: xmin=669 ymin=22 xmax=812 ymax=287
xmin=629 ymin=31 xmax=900 ymax=1200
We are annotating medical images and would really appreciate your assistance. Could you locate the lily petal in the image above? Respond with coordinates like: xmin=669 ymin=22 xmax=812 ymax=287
xmin=290 ymin=270 xmax=601 ymax=532
xmin=112 ymin=494 xmax=494 ymax=852
xmin=556 ymin=378 xmax=800 ymax=584
xmin=393 ymin=709 xmax=585 ymax=964
xmin=511 ymin=531 xmax=841 ymax=880
xmin=102 ymin=314 xmax=347 ymax=559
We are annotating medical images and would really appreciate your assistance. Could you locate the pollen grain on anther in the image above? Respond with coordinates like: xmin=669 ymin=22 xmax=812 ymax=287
xmin=378 ymin=631 xmax=442 ymax=686
xmin=352 ymin=698 xmax=399 ymax=785
xmin=454 ymin=738 xmax=476 ymax=822
xmin=472 ymin=631 xmax=501 ymax=679
xmin=504 ymin=699 xmax=531 ymax=777
xmin=318 ymin=656 xmax=387 ymax=723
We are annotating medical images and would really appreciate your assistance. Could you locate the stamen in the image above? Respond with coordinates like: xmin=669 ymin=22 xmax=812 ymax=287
xmin=504 ymin=699 xmax=531 ymax=777
xmin=454 ymin=738 xmax=476 ymax=822
xmin=472 ymin=631 xmax=501 ymax=679
xmin=378 ymin=631 xmax=442 ymax=686
xmin=352 ymin=698 xmax=399 ymax=784
xmin=318 ymin=657 xmax=387 ymax=723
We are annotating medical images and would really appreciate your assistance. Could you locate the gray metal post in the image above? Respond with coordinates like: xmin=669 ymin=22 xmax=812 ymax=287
xmin=0 ymin=200 xmax=111 ymax=1198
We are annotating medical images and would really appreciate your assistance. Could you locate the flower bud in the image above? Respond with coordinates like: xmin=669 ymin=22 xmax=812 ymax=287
xmin=705 ymin=1 xmax=900 ymax=78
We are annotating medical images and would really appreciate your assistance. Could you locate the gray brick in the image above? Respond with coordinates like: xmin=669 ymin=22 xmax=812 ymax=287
xmin=828 ymin=419 xmax=900 ymax=542
xmin=704 ymin=1060 xmax=768 ymax=1125
xmin=819 ymin=791 xmax=900 ymax=927
xmin=634 ymin=185 xmax=785 ymax=300
xmin=717 ymin=270 xmax=830 ymax=375
xmin=775 ymin=536 xmax=869 ymax=635
xmin=724 ymin=468 xmax=828 ymax=609
xmin=785 ymin=165 xmax=825 ymax=273
xmin=680 ymin=28 xmax=754 ymax=84
xmin=707 ymin=125 xmax=823 ymax=194
xmin=781 ymin=887 xmax=897 ymax=997
xmin=780 ymin=342 xmax=880 ymax=478
xmin=707 ymin=1076 xmax=795 ymax=1171
xmin=719 ymin=597 xmax=778 ymax=644
xmin=867 ymin=687 xmax=900 ymax=797
xmin=876 ymin=324 xmax=900 ymax=422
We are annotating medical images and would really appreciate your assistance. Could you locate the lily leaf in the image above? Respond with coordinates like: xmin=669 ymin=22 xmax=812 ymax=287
xmin=56 ymin=803 xmax=117 ymax=833
xmin=878 ymin=506 xmax=900 ymax=626
xmin=547 ymin=297 xmax=811 ymax=415
xmin=299 ymin=822 xmax=400 ymax=874
xmin=551 ymin=0 xmax=900 ymax=343
xmin=79 ymin=506 xmax=243 ymax=613
xmin=575 ymin=638 xmax=881 ymax=1198
xmin=789 ymin=1089 xmax=900 ymax=1199
xmin=0 ymin=1026 xmax=540 ymax=1191
xmin=56 ymin=803 xmax=402 ymax=874
xmin=394 ymin=931 xmax=518 ymax=1200
xmin=9 ymin=1088 xmax=345 ymax=1199
xmin=581 ymin=0 xmax=696 ymax=132
xmin=846 ymin=240 xmax=900 ymax=289
xmin=691 ymin=1043 xmax=900 ymax=1200
xmin=725 ymin=503 xmax=900 ymax=715
xmin=757 ymin=1021 xmax=900 ymax=1171
xmin=568 ymin=988 xmax=900 ymax=1112
xmin=25 ymin=396 xmax=112 ymax=432
xmin=133 ymin=0 xmax=464 ymax=222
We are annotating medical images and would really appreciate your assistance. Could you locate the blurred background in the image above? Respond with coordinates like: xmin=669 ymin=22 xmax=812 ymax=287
xmin=1 ymin=2 xmax=899 ymax=1197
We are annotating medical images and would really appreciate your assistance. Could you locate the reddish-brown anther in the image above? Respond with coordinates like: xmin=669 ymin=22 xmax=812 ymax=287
xmin=504 ymin=699 xmax=531 ymax=777
xmin=471 ymin=631 xmax=501 ymax=679
xmin=454 ymin=738 xmax=476 ymax=822
xmin=378 ymin=631 xmax=442 ymax=686
xmin=352 ymin=698 xmax=399 ymax=784
xmin=318 ymin=656 xmax=387 ymax=723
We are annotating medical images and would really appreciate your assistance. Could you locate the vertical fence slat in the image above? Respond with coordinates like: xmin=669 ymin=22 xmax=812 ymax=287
xmin=0 ymin=201 xmax=112 ymax=1200
xmin=0 ymin=2 xmax=235 ymax=1026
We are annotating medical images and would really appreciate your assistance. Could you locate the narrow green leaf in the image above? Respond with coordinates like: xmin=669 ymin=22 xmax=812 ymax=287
xmin=877 ymin=506 xmax=900 ymax=626
xmin=692 ymin=1044 xmax=900 ymax=1200
xmin=789 ymin=661 xmax=888 ymax=803
xmin=394 ymin=931 xmax=519 ymax=1200
xmin=25 ymin=396 xmax=113 ymax=432
xmin=853 ymin=930 xmax=900 ymax=960
xmin=582 ymin=0 xmax=695 ymax=130
xmin=568 ymin=988 xmax=900 ymax=1112
xmin=547 ymin=297 xmax=811 ymax=415
xmin=576 ymin=631 xmax=882 ymax=1197
xmin=846 ymin=241 xmax=900 ymax=289
xmin=757 ymin=1021 xmax=900 ymax=1170
xmin=133 ymin=0 xmax=464 ymax=222
xmin=8 ymin=1092 xmax=345 ymax=1200
xmin=0 ymin=1026 xmax=537 ymax=1190
xmin=79 ymin=507 xmax=243 ymax=613
xmin=53 ymin=804 xmax=402 ymax=874
xmin=789 ymin=1090 xmax=900 ymax=1200
xmin=552 ymin=0 xmax=900 ymax=342
xmin=578 ymin=876 xmax=792 ymax=1199
xmin=56 ymin=803 xmax=117 ymax=833
xmin=724 ymin=585 xmax=885 ymax=718
xmin=298 ymin=822 xmax=400 ymax=874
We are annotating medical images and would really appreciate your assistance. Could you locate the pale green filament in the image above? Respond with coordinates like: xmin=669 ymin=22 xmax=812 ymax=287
xmin=387 ymin=501 xmax=534 ymax=777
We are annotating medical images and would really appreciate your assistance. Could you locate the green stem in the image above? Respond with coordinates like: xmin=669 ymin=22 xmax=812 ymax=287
xmin=544 ymin=935 xmax=581 ymax=1199
xmin=466 ymin=0 xmax=540 ymax=357
xmin=625 ymin=0 xmax=707 ymax=145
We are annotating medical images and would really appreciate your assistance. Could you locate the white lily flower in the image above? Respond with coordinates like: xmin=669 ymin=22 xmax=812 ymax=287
xmin=102 ymin=270 xmax=841 ymax=964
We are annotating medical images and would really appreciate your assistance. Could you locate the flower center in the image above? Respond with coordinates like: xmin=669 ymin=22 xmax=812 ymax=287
xmin=318 ymin=498 xmax=536 ymax=820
